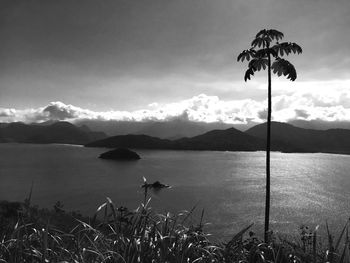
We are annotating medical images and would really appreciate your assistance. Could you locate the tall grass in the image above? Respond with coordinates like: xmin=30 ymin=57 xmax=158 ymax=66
xmin=1 ymin=189 xmax=350 ymax=262
xmin=0 ymin=195 xmax=224 ymax=262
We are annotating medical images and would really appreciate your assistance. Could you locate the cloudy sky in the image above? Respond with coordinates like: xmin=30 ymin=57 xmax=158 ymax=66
xmin=1 ymin=0 xmax=350 ymax=124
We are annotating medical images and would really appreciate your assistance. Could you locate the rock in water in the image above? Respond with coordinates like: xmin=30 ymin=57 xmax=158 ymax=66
xmin=99 ymin=148 xmax=141 ymax=161
xmin=151 ymin=181 xmax=170 ymax=189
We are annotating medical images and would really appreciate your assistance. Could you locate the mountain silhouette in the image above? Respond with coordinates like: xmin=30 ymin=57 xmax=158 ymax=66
xmin=288 ymin=119 xmax=350 ymax=130
xmin=76 ymin=119 xmax=234 ymax=139
xmin=74 ymin=119 xmax=350 ymax=138
xmin=86 ymin=127 xmax=266 ymax=151
xmin=3 ymin=120 xmax=350 ymax=154
xmin=0 ymin=121 xmax=106 ymax=145
xmin=246 ymin=121 xmax=350 ymax=154
xmin=86 ymin=134 xmax=172 ymax=149
xmin=172 ymin=128 xmax=265 ymax=151
xmin=87 ymin=122 xmax=350 ymax=154
xmin=137 ymin=120 xmax=234 ymax=139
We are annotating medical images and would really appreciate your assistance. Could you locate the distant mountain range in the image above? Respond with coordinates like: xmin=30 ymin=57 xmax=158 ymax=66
xmin=172 ymin=128 xmax=265 ymax=151
xmin=287 ymin=120 xmax=350 ymax=130
xmin=246 ymin=122 xmax=350 ymax=154
xmin=75 ymin=119 xmax=350 ymax=139
xmin=86 ymin=122 xmax=350 ymax=154
xmin=86 ymin=127 xmax=266 ymax=151
xmin=2 ymin=121 xmax=350 ymax=155
xmin=0 ymin=121 xmax=106 ymax=145
xmin=75 ymin=119 xmax=235 ymax=139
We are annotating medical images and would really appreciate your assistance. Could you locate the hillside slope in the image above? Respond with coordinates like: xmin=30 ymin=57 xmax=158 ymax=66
xmin=86 ymin=127 xmax=267 ymax=151
xmin=246 ymin=122 xmax=350 ymax=153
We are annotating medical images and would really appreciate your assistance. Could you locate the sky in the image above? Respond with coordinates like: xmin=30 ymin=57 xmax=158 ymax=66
xmin=1 ymin=0 xmax=350 ymax=124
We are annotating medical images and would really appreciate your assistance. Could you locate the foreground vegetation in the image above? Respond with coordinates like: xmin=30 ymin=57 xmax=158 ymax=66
xmin=0 ymin=196 xmax=350 ymax=263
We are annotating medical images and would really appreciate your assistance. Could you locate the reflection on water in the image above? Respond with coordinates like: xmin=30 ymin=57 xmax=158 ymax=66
xmin=0 ymin=143 xmax=350 ymax=238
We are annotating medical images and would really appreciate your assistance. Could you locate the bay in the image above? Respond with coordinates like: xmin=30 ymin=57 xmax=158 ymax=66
xmin=1 ymin=143 xmax=350 ymax=239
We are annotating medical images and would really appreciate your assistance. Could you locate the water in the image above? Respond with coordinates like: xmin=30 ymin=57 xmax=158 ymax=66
xmin=1 ymin=143 xmax=350 ymax=239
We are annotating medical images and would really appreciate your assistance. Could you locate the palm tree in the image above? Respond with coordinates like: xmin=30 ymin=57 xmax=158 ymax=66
xmin=237 ymin=29 xmax=302 ymax=242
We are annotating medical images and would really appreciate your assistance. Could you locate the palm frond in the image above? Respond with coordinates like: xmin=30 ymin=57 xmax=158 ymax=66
xmin=271 ymin=58 xmax=297 ymax=81
xmin=237 ymin=49 xmax=256 ymax=62
xmin=254 ymin=49 xmax=267 ymax=58
xmin=291 ymin=42 xmax=303 ymax=54
xmin=251 ymin=37 xmax=269 ymax=48
xmin=273 ymin=42 xmax=303 ymax=57
xmin=256 ymin=29 xmax=284 ymax=41
xmin=249 ymin=58 xmax=268 ymax=71
xmin=266 ymin=48 xmax=278 ymax=58
xmin=244 ymin=67 xmax=255 ymax=81
xmin=267 ymin=29 xmax=284 ymax=41
xmin=255 ymin=29 xmax=267 ymax=39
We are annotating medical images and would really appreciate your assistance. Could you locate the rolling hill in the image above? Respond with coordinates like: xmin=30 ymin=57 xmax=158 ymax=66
xmin=246 ymin=122 xmax=350 ymax=154
xmin=87 ymin=122 xmax=350 ymax=154
xmin=172 ymin=128 xmax=265 ymax=151
xmin=86 ymin=127 xmax=266 ymax=151
xmin=85 ymin=134 xmax=172 ymax=149
xmin=75 ymin=119 xmax=234 ymax=139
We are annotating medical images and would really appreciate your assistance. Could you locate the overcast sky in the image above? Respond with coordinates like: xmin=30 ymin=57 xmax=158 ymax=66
xmin=1 ymin=0 xmax=350 ymax=124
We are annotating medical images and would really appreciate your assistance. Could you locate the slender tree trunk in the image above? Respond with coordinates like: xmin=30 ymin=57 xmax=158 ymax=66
xmin=265 ymin=52 xmax=272 ymax=243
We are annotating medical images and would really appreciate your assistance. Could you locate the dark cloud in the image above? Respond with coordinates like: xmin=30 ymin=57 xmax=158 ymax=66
xmin=0 ymin=109 xmax=15 ymax=117
xmin=234 ymin=117 xmax=244 ymax=122
xmin=258 ymin=109 xmax=268 ymax=120
xmin=0 ymin=0 xmax=349 ymax=110
xmin=295 ymin=109 xmax=310 ymax=119
xmin=167 ymin=110 xmax=191 ymax=122
xmin=43 ymin=104 xmax=78 ymax=120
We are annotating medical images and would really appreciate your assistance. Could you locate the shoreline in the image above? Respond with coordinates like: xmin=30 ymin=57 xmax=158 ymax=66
xmin=2 ymin=142 xmax=350 ymax=156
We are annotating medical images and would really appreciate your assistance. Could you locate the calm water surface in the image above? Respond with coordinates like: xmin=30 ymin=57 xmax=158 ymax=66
xmin=1 ymin=143 xmax=350 ymax=239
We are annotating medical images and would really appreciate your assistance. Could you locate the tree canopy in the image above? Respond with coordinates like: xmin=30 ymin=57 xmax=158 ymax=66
xmin=237 ymin=29 xmax=302 ymax=82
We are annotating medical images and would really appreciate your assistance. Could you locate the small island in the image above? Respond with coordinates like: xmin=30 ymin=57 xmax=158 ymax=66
xmin=99 ymin=148 xmax=141 ymax=161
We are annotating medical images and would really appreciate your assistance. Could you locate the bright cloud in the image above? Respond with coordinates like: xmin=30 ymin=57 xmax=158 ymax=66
xmin=1 ymin=89 xmax=350 ymax=124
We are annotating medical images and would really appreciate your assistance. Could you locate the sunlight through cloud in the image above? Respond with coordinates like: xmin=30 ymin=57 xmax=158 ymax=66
xmin=1 ymin=88 xmax=350 ymax=125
